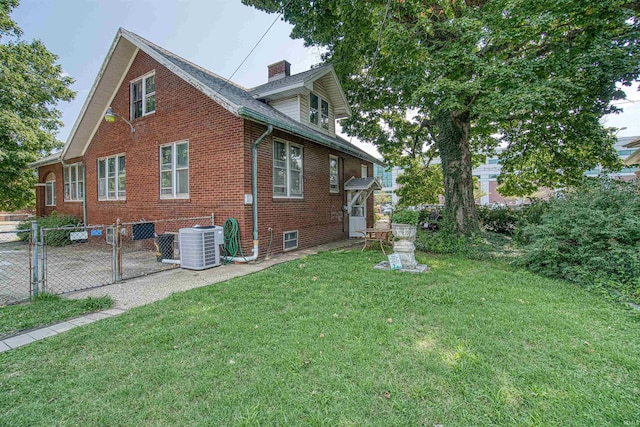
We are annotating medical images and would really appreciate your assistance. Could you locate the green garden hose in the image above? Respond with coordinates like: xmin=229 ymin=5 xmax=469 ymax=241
xmin=222 ymin=218 xmax=246 ymax=262
xmin=222 ymin=217 xmax=273 ymax=264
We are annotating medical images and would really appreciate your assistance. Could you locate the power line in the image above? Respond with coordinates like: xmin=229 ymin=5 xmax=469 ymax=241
xmin=214 ymin=0 xmax=293 ymax=97
xmin=368 ymin=0 xmax=393 ymax=81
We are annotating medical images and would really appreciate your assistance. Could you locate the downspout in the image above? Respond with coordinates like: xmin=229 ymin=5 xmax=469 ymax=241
xmin=224 ymin=124 xmax=273 ymax=262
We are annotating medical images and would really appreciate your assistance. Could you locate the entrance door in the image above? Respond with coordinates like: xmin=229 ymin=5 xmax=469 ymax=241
xmin=348 ymin=191 xmax=366 ymax=237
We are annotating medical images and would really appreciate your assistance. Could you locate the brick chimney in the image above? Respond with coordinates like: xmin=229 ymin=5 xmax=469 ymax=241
xmin=268 ymin=60 xmax=291 ymax=81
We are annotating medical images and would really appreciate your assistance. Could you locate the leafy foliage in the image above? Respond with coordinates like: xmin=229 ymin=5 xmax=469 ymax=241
xmin=477 ymin=205 xmax=521 ymax=235
xmin=391 ymin=208 xmax=419 ymax=225
xmin=17 ymin=211 xmax=82 ymax=246
xmin=244 ymin=0 xmax=640 ymax=234
xmin=0 ymin=0 xmax=74 ymax=210
xmin=521 ymin=177 xmax=640 ymax=302
xmin=395 ymin=161 xmax=443 ymax=208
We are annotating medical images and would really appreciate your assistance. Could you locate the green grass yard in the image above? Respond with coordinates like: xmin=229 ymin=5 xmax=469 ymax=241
xmin=1 ymin=249 xmax=638 ymax=426
xmin=0 ymin=294 xmax=112 ymax=337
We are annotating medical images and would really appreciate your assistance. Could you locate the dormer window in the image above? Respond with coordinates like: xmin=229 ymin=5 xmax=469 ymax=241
xmin=131 ymin=71 xmax=156 ymax=119
xmin=309 ymin=92 xmax=330 ymax=130
xmin=321 ymin=99 xmax=329 ymax=129
xmin=310 ymin=93 xmax=319 ymax=125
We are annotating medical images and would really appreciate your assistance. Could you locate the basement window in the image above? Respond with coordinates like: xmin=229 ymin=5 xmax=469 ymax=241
xmin=283 ymin=230 xmax=298 ymax=251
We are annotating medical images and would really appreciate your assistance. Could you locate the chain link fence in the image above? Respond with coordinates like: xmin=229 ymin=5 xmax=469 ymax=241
xmin=40 ymin=224 xmax=115 ymax=295
xmin=0 ymin=227 xmax=32 ymax=305
xmin=0 ymin=215 xmax=216 ymax=302
xmin=119 ymin=216 xmax=213 ymax=280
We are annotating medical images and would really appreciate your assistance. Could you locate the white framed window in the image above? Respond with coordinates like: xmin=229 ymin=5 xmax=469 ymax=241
xmin=309 ymin=93 xmax=330 ymax=129
xmin=310 ymin=93 xmax=319 ymax=125
xmin=321 ymin=99 xmax=329 ymax=130
xmin=63 ymin=163 xmax=84 ymax=202
xmin=45 ymin=172 xmax=56 ymax=206
xmin=273 ymin=140 xmax=303 ymax=198
xmin=361 ymin=164 xmax=368 ymax=178
xmin=160 ymin=141 xmax=189 ymax=198
xmin=131 ymin=71 xmax=156 ymax=119
xmin=329 ymin=155 xmax=339 ymax=193
xmin=283 ymin=230 xmax=298 ymax=251
xmin=98 ymin=154 xmax=126 ymax=201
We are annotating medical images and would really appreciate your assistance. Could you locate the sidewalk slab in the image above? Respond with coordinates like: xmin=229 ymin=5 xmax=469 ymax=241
xmin=67 ymin=317 xmax=96 ymax=327
xmin=27 ymin=328 xmax=58 ymax=340
xmin=102 ymin=308 xmax=126 ymax=316
xmin=84 ymin=312 xmax=112 ymax=321
xmin=49 ymin=321 xmax=75 ymax=333
xmin=4 ymin=334 xmax=36 ymax=349
xmin=0 ymin=341 xmax=10 ymax=352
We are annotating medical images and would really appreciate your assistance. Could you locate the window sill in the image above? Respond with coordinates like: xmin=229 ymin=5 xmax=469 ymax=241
xmin=131 ymin=111 xmax=156 ymax=122
xmin=160 ymin=196 xmax=190 ymax=201
xmin=273 ymin=196 xmax=304 ymax=201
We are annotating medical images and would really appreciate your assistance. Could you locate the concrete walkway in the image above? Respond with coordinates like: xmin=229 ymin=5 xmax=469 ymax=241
xmin=0 ymin=239 xmax=360 ymax=353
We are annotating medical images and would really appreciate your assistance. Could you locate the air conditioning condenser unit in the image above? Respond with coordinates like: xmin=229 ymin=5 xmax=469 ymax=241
xmin=179 ymin=226 xmax=223 ymax=270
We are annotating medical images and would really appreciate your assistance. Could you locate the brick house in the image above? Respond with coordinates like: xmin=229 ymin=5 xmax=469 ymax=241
xmin=31 ymin=28 xmax=381 ymax=258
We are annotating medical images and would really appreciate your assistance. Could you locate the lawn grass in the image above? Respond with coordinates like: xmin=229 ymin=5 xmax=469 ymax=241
xmin=0 ymin=294 xmax=112 ymax=337
xmin=1 ymin=249 xmax=639 ymax=426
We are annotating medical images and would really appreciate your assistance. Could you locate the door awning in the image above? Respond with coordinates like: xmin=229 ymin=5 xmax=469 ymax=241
xmin=344 ymin=177 xmax=382 ymax=191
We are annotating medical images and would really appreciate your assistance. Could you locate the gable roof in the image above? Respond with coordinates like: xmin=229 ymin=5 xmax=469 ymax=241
xmin=61 ymin=28 xmax=380 ymax=165
xmin=344 ymin=176 xmax=382 ymax=191
xmin=249 ymin=65 xmax=352 ymax=118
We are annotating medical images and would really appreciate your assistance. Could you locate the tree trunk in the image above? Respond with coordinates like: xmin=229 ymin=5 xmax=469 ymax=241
xmin=436 ymin=111 xmax=479 ymax=234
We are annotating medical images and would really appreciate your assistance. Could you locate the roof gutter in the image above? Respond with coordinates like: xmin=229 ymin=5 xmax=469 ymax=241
xmin=237 ymin=107 xmax=382 ymax=166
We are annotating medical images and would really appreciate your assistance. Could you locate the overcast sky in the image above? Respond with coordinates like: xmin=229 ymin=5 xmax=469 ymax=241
xmin=13 ymin=0 xmax=640 ymax=157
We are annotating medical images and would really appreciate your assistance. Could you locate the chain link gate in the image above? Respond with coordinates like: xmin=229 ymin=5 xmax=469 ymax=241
xmin=39 ymin=224 xmax=115 ymax=295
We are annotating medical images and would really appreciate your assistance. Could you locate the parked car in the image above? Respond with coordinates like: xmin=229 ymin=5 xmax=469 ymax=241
xmin=381 ymin=204 xmax=394 ymax=215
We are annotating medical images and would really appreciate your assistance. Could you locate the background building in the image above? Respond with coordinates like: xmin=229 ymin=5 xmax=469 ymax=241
xmin=375 ymin=136 xmax=639 ymax=206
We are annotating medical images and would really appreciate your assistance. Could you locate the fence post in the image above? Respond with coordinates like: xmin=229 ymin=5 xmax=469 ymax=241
xmin=30 ymin=221 xmax=39 ymax=297
xmin=115 ymin=219 xmax=122 ymax=282
xmin=39 ymin=226 xmax=45 ymax=294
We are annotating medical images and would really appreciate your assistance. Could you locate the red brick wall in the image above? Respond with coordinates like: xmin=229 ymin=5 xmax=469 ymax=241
xmin=81 ymin=51 xmax=247 ymax=227
xmin=248 ymin=123 xmax=372 ymax=256
xmin=36 ymin=161 xmax=84 ymax=220
xmin=36 ymin=50 xmax=373 ymax=256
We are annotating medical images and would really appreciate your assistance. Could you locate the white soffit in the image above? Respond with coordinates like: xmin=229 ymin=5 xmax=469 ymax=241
xmin=63 ymin=36 xmax=138 ymax=160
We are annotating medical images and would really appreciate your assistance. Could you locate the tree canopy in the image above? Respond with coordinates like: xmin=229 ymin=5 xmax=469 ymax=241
xmin=0 ymin=0 xmax=74 ymax=211
xmin=244 ymin=0 xmax=640 ymax=233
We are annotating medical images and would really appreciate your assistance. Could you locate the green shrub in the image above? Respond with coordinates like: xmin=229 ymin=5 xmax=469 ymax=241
xmin=392 ymin=208 xmax=419 ymax=225
xmin=514 ymin=200 xmax=550 ymax=245
xmin=477 ymin=206 xmax=521 ymax=235
xmin=415 ymin=227 xmax=470 ymax=254
xmin=521 ymin=177 xmax=640 ymax=303
xmin=17 ymin=212 xmax=82 ymax=246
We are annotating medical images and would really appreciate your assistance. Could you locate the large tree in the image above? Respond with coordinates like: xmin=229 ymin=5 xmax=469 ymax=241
xmin=244 ymin=0 xmax=640 ymax=233
xmin=0 ymin=0 xmax=74 ymax=211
